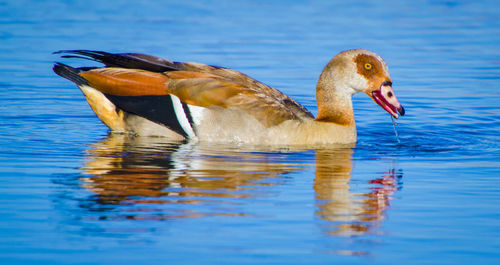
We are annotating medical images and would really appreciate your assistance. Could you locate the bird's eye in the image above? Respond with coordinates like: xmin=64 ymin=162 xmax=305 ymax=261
xmin=364 ymin=63 xmax=372 ymax=70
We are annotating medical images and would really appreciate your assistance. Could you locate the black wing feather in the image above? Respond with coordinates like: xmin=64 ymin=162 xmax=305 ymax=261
xmin=53 ymin=50 xmax=180 ymax=72
xmin=104 ymin=94 xmax=189 ymax=138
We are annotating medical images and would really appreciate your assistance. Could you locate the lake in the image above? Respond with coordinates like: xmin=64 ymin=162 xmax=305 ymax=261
xmin=1 ymin=0 xmax=499 ymax=264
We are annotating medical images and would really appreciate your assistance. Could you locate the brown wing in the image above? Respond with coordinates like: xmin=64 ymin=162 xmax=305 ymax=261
xmin=169 ymin=62 xmax=314 ymax=121
xmin=55 ymin=50 xmax=314 ymax=127
xmin=118 ymin=51 xmax=314 ymax=121
xmin=166 ymin=74 xmax=305 ymax=127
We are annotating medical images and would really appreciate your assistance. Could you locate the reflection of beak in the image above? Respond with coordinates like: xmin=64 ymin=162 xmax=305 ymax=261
xmin=369 ymin=81 xmax=405 ymax=119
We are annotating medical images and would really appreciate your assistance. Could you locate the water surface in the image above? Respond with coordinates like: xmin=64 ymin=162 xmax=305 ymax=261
xmin=1 ymin=0 xmax=499 ymax=264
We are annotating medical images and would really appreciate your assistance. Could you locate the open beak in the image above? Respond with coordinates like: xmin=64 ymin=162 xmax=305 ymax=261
xmin=370 ymin=81 xmax=405 ymax=119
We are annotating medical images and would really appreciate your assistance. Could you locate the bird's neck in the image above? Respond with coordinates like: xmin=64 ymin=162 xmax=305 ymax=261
xmin=314 ymin=71 xmax=355 ymax=127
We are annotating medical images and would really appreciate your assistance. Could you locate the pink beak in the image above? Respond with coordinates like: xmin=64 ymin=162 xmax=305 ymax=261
xmin=371 ymin=81 xmax=405 ymax=119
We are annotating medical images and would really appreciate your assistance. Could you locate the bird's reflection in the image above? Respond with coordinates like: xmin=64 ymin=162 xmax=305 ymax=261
xmin=314 ymin=149 xmax=402 ymax=236
xmin=78 ymin=134 xmax=402 ymax=235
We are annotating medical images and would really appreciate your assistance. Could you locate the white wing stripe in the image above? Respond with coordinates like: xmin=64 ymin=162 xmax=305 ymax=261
xmin=171 ymin=95 xmax=196 ymax=138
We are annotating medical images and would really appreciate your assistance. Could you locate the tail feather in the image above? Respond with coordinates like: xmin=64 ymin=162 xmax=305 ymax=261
xmin=53 ymin=50 xmax=179 ymax=72
xmin=52 ymin=62 xmax=88 ymax=86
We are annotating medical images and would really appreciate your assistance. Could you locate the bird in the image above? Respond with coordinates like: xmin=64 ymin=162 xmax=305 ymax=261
xmin=53 ymin=49 xmax=404 ymax=145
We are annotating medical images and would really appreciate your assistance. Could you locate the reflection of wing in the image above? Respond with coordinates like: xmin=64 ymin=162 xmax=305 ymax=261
xmin=81 ymin=135 xmax=300 ymax=212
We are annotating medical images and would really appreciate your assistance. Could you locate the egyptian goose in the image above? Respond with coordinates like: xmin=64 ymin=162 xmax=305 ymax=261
xmin=53 ymin=49 xmax=404 ymax=145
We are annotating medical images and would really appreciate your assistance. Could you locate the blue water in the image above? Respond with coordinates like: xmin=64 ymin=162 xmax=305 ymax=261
xmin=1 ymin=0 xmax=500 ymax=264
